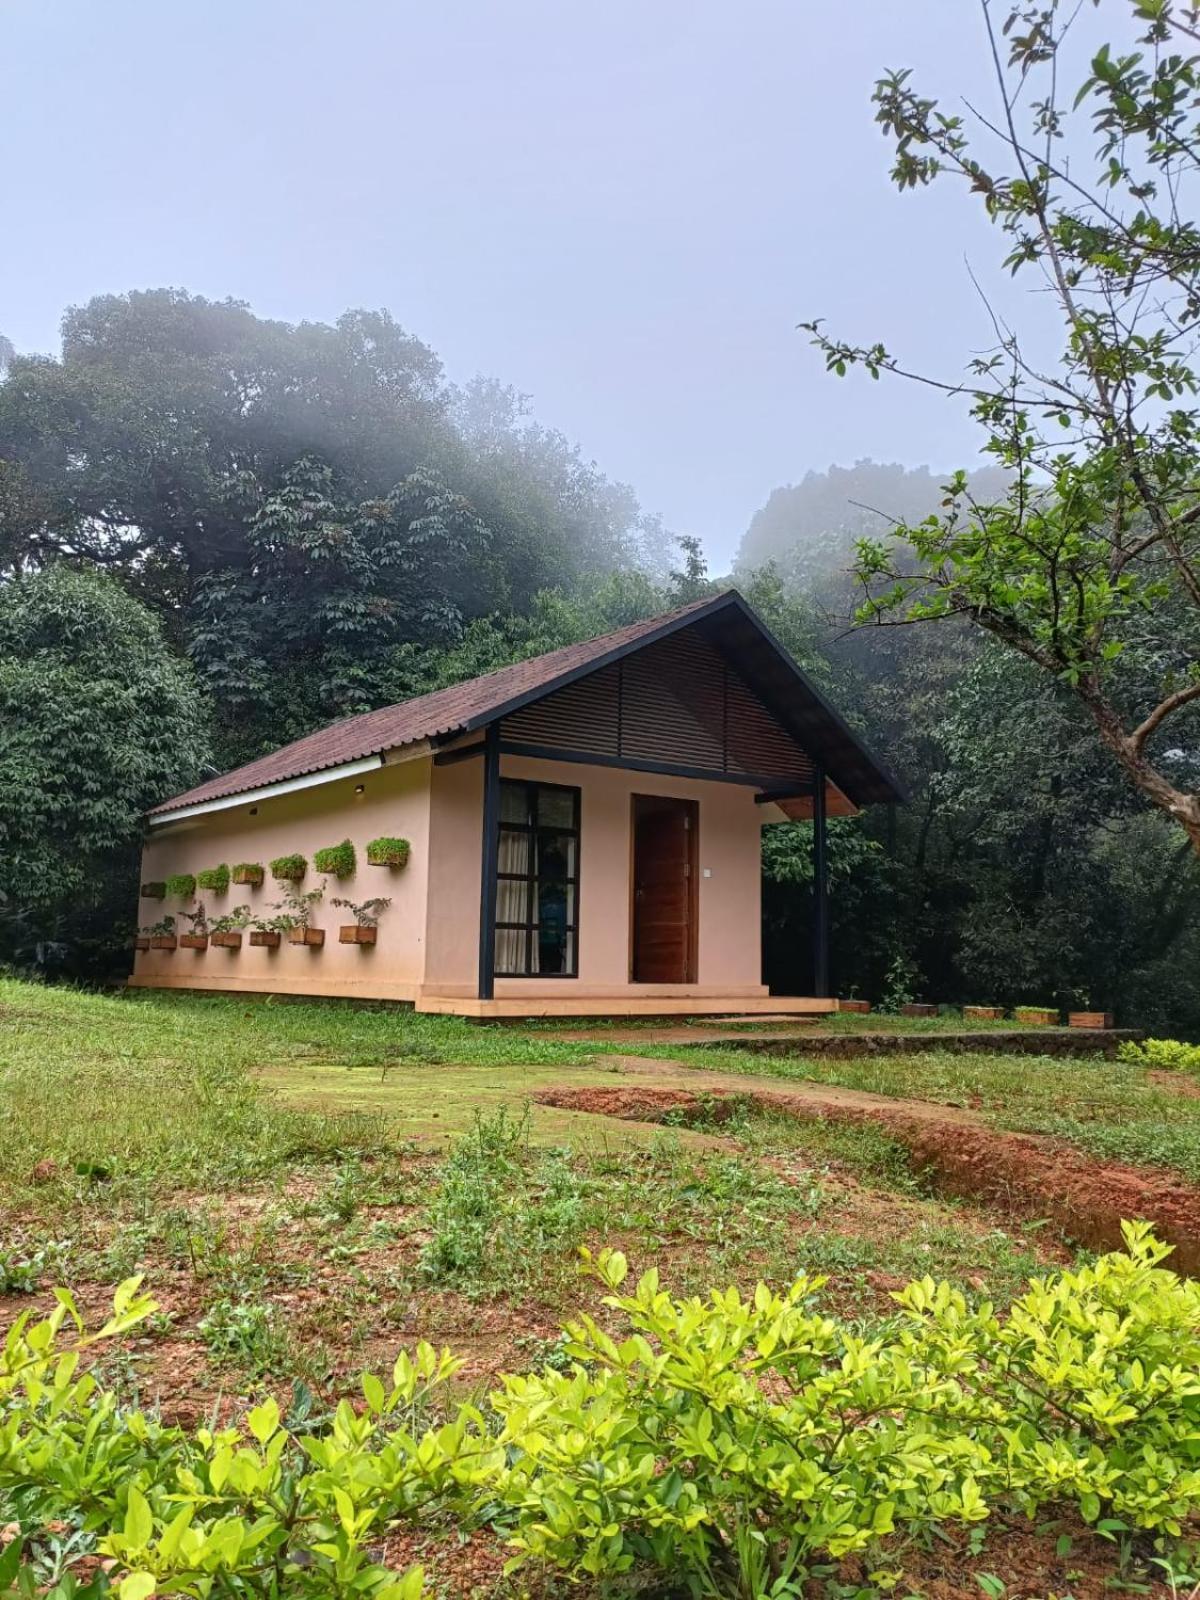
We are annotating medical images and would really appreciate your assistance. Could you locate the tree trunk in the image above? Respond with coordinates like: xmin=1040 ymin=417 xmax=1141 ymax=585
xmin=1084 ymin=696 xmax=1200 ymax=856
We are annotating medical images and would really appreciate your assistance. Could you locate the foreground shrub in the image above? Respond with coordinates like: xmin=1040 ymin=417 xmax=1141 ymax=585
xmin=3 ymin=1226 xmax=1200 ymax=1599
xmin=1118 ymin=1037 xmax=1200 ymax=1073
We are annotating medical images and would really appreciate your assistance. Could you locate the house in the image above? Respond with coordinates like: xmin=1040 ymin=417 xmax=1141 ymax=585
xmin=131 ymin=590 xmax=903 ymax=1017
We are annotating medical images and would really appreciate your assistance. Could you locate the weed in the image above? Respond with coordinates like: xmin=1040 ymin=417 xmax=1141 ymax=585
xmin=198 ymin=1295 xmax=291 ymax=1375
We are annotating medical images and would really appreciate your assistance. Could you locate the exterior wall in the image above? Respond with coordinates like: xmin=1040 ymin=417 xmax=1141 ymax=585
xmin=130 ymin=755 xmax=432 ymax=1002
xmin=422 ymin=753 xmax=767 ymax=999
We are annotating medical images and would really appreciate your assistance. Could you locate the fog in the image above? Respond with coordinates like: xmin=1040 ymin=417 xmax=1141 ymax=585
xmin=3 ymin=0 xmax=1046 ymax=568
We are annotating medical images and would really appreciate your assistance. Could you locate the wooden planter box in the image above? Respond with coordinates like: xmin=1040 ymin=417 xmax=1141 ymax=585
xmin=1069 ymin=1011 xmax=1114 ymax=1030
xmin=901 ymin=1003 xmax=938 ymax=1018
xmin=1015 ymin=1007 xmax=1059 ymax=1026
xmin=837 ymin=999 xmax=871 ymax=1014
xmin=339 ymin=925 xmax=377 ymax=945
xmin=140 ymin=882 xmax=166 ymax=900
xmin=232 ymin=865 xmax=264 ymax=887
xmin=179 ymin=934 xmax=209 ymax=951
xmin=150 ymin=935 xmax=177 ymax=951
xmin=134 ymin=936 xmax=150 ymax=952
xmin=287 ymin=927 xmax=325 ymax=947
xmin=963 ymin=1005 xmax=1004 ymax=1021
xmin=249 ymin=930 xmax=280 ymax=948
xmin=210 ymin=931 xmax=243 ymax=949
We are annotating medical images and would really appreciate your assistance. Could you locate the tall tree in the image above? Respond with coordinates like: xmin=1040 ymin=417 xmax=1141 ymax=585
xmin=805 ymin=0 xmax=1200 ymax=853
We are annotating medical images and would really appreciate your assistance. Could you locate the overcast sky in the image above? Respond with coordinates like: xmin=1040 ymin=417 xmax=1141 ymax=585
xmin=3 ymin=1 xmax=1037 ymax=569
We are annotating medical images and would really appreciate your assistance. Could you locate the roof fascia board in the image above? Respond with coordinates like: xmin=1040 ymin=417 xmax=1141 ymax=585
xmin=148 ymin=754 xmax=384 ymax=827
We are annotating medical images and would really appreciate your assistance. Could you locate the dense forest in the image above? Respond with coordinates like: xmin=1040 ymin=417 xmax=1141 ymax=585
xmin=0 ymin=290 xmax=1197 ymax=1031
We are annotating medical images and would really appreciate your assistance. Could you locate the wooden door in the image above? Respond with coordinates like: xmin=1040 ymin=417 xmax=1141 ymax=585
xmin=631 ymin=796 xmax=697 ymax=983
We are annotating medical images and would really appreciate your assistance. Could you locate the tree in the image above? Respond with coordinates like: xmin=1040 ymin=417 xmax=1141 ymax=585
xmin=0 ymin=566 xmax=207 ymax=965
xmin=805 ymin=0 xmax=1200 ymax=853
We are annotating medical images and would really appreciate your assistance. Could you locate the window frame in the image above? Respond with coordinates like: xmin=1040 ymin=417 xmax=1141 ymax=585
xmin=493 ymin=779 xmax=581 ymax=979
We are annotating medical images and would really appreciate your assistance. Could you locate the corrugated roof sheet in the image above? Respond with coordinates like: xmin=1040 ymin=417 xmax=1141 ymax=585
xmin=150 ymin=590 xmax=905 ymax=815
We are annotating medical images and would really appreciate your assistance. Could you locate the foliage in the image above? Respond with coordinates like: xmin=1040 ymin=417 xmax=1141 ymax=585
xmin=0 ymin=567 xmax=205 ymax=970
xmin=1118 ymin=1038 xmax=1200 ymax=1074
xmin=195 ymin=865 xmax=229 ymax=895
xmin=267 ymin=884 xmax=324 ymax=933
xmin=330 ymin=898 xmax=390 ymax=929
xmin=804 ymin=1 xmax=1200 ymax=854
xmin=209 ymin=905 xmax=252 ymax=935
xmin=230 ymin=863 xmax=263 ymax=885
xmin=163 ymin=875 xmax=195 ymax=901
xmin=365 ymin=837 xmax=410 ymax=869
xmin=140 ymin=916 xmax=175 ymax=940
xmin=313 ymin=840 xmax=356 ymax=879
xmin=268 ymin=854 xmax=306 ymax=883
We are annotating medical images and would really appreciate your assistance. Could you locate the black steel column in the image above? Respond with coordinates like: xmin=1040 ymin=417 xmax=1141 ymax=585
xmin=812 ymin=765 xmax=830 ymax=998
xmin=477 ymin=720 xmax=501 ymax=1000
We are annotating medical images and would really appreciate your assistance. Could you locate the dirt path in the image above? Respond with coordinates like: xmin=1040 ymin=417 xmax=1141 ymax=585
xmin=536 ymin=1056 xmax=1200 ymax=1272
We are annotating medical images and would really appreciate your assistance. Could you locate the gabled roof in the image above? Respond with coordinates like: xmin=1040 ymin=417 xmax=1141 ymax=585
xmin=150 ymin=590 xmax=905 ymax=816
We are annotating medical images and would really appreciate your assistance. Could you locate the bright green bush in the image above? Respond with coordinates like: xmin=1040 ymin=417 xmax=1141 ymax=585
xmin=313 ymin=839 xmax=356 ymax=878
xmin=196 ymin=864 xmax=230 ymax=894
xmin=5 ymin=1226 xmax=1200 ymax=1599
xmin=366 ymin=836 xmax=411 ymax=869
xmin=163 ymin=873 xmax=195 ymax=899
xmin=1118 ymin=1037 xmax=1200 ymax=1073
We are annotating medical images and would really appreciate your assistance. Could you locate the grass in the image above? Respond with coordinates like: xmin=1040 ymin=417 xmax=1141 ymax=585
xmin=668 ymin=1042 xmax=1200 ymax=1183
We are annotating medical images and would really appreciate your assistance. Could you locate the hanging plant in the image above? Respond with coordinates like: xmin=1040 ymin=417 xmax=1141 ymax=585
xmin=145 ymin=915 xmax=177 ymax=950
xmin=232 ymin=862 xmax=265 ymax=887
xmin=270 ymin=854 xmax=307 ymax=882
xmin=164 ymin=873 xmax=196 ymax=900
xmin=178 ymin=906 xmax=209 ymax=950
xmin=314 ymin=839 xmax=356 ymax=878
xmin=366 ymin=836 xmax=411 ymax=870
xmin=140 ymin=882 xmax=166 ymax=900
xmin=332 ymin=897 xmax=390 ymax=946
xmin=196 ymin=864 xmax=230 ymax=895
xmin=209 ymin=905 xmax=252 ymax=949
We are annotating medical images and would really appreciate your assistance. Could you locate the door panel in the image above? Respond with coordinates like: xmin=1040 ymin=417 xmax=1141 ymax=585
xmin=632 ymin=796 xmax=697 ymax=983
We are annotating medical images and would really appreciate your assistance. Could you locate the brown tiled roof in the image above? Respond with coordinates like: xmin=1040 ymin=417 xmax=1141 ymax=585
xmin=150 ymin=592 xmax=731 ymax=815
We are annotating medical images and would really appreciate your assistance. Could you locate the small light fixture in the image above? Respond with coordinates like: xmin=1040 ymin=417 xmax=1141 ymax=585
xmin=354 ymin=783 xmax=365 ymax=794
xmin=248 ymin=806 xmax=258 ymax=816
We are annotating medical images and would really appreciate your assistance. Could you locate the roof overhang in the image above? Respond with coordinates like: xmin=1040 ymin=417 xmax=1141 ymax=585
xmin=148 ymin=755 xmax=384 ymax=827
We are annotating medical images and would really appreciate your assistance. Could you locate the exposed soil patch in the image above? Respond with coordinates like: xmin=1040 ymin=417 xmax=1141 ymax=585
xmin=537 ymin=1076 xmax=1200 ymax=1272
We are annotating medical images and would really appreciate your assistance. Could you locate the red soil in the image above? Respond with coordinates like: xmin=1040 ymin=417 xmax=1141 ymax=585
xmin=536 ymin=1077 xmax=1200 ymax=1272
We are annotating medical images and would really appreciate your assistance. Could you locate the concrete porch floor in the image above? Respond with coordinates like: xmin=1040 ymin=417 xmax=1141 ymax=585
xmin=414 ymin=992 xmax=837 ymax=1020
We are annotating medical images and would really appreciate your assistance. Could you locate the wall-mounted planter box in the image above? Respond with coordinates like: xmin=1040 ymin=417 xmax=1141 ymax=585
xmin=901 ymin=1003 xmax=938 ymax=1018
xmin=140 ymin=882 xmax=166 ymax=900
xmin=211 ymin=931 xmax=243 ymax=949
xmin=963 ymin=1006 xmax=1004 ymax=1021
xmin=150 ymin=935 xmax=177 ymax=951
xmin=249 ymin=930 xmax=280 ymax=948
xmin=837 ymin=998 xmax=871 ymax=1014
xmin=1069 ymin=1010 xmax=1114 ymax=1030
xmin=165 ymin=874 xmax=196 ymax=899
xmin=314 ymin=840 xmax=356 ymax=878
xmin=180 ymin=934 xmax=209 ymax=951
xmin=270 ymin=855 xmax=307 ymax=883
xmin=197 ymin=865 xmax=230 ymax=895
xmin=287 ymin=927 xmax=325 ymax=947
xmin=134 ymin=936 xmax=150 ymax=952
xmin=366 ymin=837 xmax=410 ymax=870
xmin=232 ymin=864 xmax=264 ymax=887
xmin=1015 ymin=1007 xmax=1059 ymax=1026
xmin=339 ymin=925 xmax=377 ymax=945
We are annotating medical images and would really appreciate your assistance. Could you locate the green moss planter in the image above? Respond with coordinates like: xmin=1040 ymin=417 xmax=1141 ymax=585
xmin=140 ymin=882 xmax=167 ymax=900
xmin=164 ymin=874 xmax=196 ymax=899
xmin=366 ymin=836 xmax=411 ymax=870
xmin=314 ymin=839 xmax=356 ymax=878
xmin=232 ymin=863 xmax=264 ymax=887
xmin=196 ymin=864 xmax=230 ymax=894
xmin=270 ymin=854 xmax=307 ymax=883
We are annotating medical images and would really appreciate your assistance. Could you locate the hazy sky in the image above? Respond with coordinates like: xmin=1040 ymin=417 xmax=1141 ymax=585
xmin=3 ymin=1 xmax=1029 ymax=569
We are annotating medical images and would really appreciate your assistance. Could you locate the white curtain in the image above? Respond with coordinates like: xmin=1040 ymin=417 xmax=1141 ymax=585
xmin=495 ymin=830 xmax=531 ymax=974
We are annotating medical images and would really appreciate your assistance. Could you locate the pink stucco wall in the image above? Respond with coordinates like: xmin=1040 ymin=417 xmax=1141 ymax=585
xmin=132 ymin=748 xmax=769 ymax=1004
xmin=423 ymin=753 xmax=767 ymax=999
xmin=130 ymin=755 xmax=432 ymax=1002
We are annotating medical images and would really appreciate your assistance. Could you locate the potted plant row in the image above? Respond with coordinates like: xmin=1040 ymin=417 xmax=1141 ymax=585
xmin=135 ymin=916 xmax=177 ymax=951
